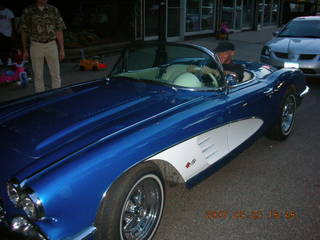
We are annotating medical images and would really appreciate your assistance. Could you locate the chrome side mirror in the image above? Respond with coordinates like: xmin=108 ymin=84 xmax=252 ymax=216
xmin=226 ymin=73 xmax=238 ymax=88
xmin=225 ymin=73 xmax=238 ymax=94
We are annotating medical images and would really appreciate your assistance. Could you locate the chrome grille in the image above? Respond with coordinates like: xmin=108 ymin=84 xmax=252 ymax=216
xmin=299 ymin=54 xmax=317 ymax=60
xmin=274 ymin=52 xmax=288 ymax=59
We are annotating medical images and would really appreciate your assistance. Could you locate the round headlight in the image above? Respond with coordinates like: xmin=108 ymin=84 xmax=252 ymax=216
xmin=7 ymin=183 xmax=20 ymax=206
xmin=20 ymin=191 xmax=44 ymax=220
xmin=21 ymin=196 xmax=37 ymax=219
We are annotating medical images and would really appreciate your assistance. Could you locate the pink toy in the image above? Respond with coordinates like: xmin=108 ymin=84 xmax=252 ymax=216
xmin=0 ymin=61 xmax=29 ymax=87
xmin=220 ymin=22 xmax=230 ymax=34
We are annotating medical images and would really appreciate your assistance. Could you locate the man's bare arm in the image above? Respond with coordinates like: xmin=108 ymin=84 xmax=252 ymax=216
xmin=56 ymin=31 xmax=65 ymax=60
xmin=21 ymin=31 xmax=29 ymax=60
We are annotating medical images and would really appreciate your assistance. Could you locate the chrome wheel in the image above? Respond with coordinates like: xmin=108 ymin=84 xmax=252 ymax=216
xmin=281 ymin=94 xmax=296 ymax=135
xmin=120 ymin=174 xmax=164 ymax=240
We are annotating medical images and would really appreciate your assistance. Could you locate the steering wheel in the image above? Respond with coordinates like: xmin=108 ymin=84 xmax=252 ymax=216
xmin=207 ymin=73 xmax=219 ymax=88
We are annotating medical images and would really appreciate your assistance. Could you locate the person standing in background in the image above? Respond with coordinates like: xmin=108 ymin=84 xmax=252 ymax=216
xmin=0 ymin=3 xmax=15 ymax=66
xmin=20 ymin=0 xmax=66 ymax=93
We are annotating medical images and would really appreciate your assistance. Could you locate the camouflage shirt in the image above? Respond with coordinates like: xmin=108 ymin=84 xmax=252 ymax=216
xmin=20 ymin=4 xmax=66 ymax=43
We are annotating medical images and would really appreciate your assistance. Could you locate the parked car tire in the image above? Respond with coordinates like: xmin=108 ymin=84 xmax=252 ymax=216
xmin=95 ymin=162 xmax=165 ymax=240
xmin=268 ymin=87 xmax=297 ymax=140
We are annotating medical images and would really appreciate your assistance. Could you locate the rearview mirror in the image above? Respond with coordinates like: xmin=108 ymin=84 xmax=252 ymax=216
xmin=272 ymin=31 xmax=279 ymax=37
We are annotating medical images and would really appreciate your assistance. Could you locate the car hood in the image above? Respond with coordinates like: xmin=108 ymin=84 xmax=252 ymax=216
xmin=267 ymin=37 xmax=320 ymax=54
xmin=0 ymin=78 xmax=202 ymax=177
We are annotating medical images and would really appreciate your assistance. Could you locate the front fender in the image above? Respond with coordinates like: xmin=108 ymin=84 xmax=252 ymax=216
xmin=21 ymin=95 xmax=227 ymax=239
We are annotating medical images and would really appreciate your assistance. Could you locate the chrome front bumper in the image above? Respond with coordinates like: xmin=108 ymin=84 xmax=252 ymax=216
xmin=261 ymin=55 xmax=320 ymax=78
xmin=0 ymin=198 xmax=47 ymax=240
xmin=1 ymin=199 xmax=95 ymax=240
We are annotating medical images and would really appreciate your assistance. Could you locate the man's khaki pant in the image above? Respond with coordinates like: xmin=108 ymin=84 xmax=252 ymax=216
xmin=30 ymin=41 xmax=61 ymax=93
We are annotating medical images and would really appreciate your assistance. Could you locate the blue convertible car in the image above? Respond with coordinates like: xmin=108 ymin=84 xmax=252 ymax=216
xmin=0 ymin=42 xmax=308 ymax=240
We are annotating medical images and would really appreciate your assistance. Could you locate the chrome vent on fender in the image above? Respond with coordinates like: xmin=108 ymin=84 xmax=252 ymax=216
xmin=197 ymin=136 xmax=218 ymax=164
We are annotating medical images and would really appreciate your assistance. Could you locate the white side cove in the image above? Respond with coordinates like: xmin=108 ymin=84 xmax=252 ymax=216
xmin=228 ymin=118 xmax=263 ymax=152
xmin=148 ymin=118 xmax=263 ymax=182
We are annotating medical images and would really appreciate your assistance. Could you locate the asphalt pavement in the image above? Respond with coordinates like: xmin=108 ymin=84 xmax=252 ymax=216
xmin=1 ymin=27 xmax=319 ymax=240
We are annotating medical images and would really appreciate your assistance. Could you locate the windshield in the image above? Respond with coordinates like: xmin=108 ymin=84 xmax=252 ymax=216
xmin=111 ymin=43 xmax=224 ymax=90
xmin=279 ymin=20 xmax=320 ymax=38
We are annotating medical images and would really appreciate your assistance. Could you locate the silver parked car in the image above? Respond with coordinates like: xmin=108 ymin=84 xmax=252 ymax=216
xmin=261 ymin=16 xmax=320 ymax=78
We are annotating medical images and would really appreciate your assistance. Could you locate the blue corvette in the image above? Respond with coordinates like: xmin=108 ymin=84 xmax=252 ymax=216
xmin=0 ymin=42 xmax=308 ymax=240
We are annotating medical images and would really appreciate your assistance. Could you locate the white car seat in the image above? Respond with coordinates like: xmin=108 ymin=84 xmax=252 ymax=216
xmin=161 ymin=64 xmax=188 ymax=83
xmin=173 ymin=72 xmax=203 ymax=88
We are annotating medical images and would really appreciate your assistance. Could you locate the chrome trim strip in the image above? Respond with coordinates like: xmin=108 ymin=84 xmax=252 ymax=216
xmin=63 ymin=226 xmax=97 ymax=240
xmin=300 ymin=86 xmax=309 ymax=97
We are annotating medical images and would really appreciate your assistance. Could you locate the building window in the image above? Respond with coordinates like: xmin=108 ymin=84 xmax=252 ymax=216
xmin=186 ymin=0 xmax=215 ymax=32
xmin=168 ymin=0 xmax=181 ymax=37
xmin=242 ymin=0 xmax=255 ymax=28
xmin=263 ymin=0 xmax=272 ymax=26
xmin=202 ymin=0 xmax=215 ymax=30
xmin=222 ymin=0 xmax=234 ymax=29
xmin=271 ymin=0 xmax=279 ymax=25
xmin=60 ymin=0 xmax=136 ymax=48
xmin=223 ymin=0 xmax=255 ymax=30
xmin=258 ymin=0 xmax=279 ymax=27
xmin=145 ymin=0 xmax=159 ymax=37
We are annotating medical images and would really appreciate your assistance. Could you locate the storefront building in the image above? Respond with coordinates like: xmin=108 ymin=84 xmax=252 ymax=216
xmin=221 ymin=0 xmax=280 ymax=31
xmin=8 ymin=0 xmax=320 ymax=50
xmin=142 ymin=0 xmax=284 ymax=42
xmin=144 ymin=0 xmax=218 ymax=41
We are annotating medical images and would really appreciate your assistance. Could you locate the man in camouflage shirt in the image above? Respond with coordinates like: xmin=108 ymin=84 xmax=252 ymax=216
xmin=21 ymin=0 xmax=66 ymax=92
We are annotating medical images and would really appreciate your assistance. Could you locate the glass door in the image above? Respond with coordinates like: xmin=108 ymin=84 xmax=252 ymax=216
xmin=242 ymin=0 xmax=254 ymax=29
xmin=186 ymin=0 xmax=201 ymax=32
xmin=145 ymin=0 xmax=160 ymax=39
xmin=201 ymin=0 xmax=215 ymax=30
xmin=258 ymin=0 xmax=279 ymax=28
xmin=222 ymin=0 xmax=235 ymax=30
xmin=167 ymin=0 xmax=181 ymax=38
xmin=263 ymin=0 xmax=272 ymax=26
xmin=271 ymin=0 xmax=279 ymax=25
xmin=234 ymin=0 xmax=242 ymax=30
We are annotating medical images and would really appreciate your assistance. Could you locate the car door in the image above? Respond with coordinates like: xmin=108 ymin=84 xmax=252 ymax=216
xmin=151 ymin=91 xmax=229 ymax=181
xmin=226 ymin=78 xmax=273 ymax=151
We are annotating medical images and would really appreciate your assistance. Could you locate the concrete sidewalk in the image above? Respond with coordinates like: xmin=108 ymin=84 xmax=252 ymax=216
xmin=0 ymin=27 xmax=278 ymax=103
